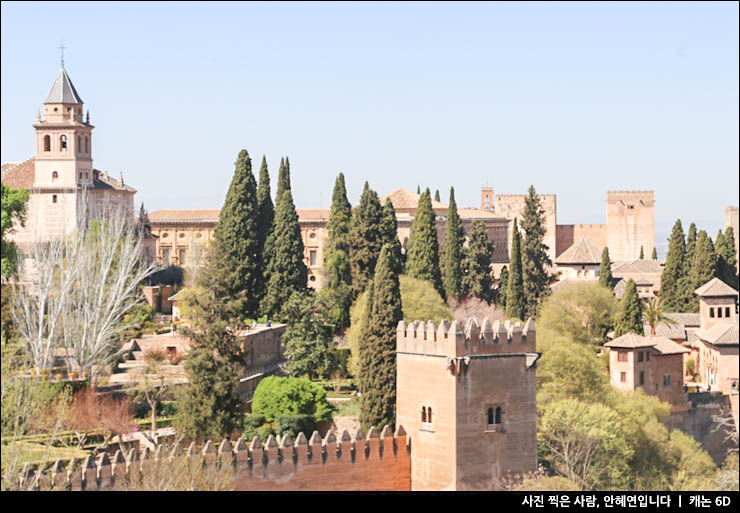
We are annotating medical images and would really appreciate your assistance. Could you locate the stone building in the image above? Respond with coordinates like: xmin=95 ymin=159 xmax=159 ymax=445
xmin=1 ymin=66 xmax=136 ymax=252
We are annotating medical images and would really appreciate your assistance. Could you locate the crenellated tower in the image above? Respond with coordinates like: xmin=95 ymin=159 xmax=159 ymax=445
xmin=396 ymin=317 xmax=539 ymax=490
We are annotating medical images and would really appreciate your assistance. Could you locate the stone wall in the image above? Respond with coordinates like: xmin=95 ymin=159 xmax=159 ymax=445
xmin=555 ymin=224 xmax=607 ymax=257
xmin=494 ymin=194 xmax=557 ymax=263
xmin=606 ymin=191 xmax=655 ymax=263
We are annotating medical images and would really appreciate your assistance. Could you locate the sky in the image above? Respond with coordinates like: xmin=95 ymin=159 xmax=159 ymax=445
xmin=2 ymin=2 xmax=738 ymax=255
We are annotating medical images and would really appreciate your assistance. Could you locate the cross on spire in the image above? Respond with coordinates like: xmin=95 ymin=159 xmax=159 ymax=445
xmin=58 ymin=43 xmax=67 ymax=68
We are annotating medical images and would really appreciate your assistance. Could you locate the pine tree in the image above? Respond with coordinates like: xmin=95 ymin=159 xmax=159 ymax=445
xmin=497 ymin=266 xmax=509 ymax=307
xmin=639 ymin=246 xmax=644 ymax=259
xmin=323 ymin=174 xmax=354 ymax=329
xmin=434 ymin=190 xmax=441 ymax=202
xmin=599 ymin=247 xmax=614 ymax=290
xmin=261 ymin=189 xmax=308 ymax=319
xmin=256 ymin=156 xmax=275 ymax=301
xmin=460 ymin=221 xmax=495 ymax=303
xmin=716 ymin=227 xmax=738 ymax=289
xmin=685 ymin=230 xmax=717 ymax=312
xmin=359 ymin=244 xmax=403 ymax=431
xmin=651 ymin=247 xmax=658 ymax=260
xmin=406 ymin=188 xmax=445 ymax=299
xmin=441 ymin=187 xmax=464 ymax=302
xmin=206 ymin=149 xmax=261 ymax=320
xmin=506 ymin=218 xmax=526 ymax=320
xmin=379 ymin=198 xmax=402 ymax=275
xmin=520 ymin=185 xmax=552 ymax=318
xmin=614 ymin=279 xmax=643 ymax=337
xmin=660 ymin=220 xmax=686 ymax=312
xmin=349 ymin=183 xmax=383 ymax=298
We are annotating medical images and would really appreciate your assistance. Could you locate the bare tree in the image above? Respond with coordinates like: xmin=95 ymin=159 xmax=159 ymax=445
xmin=11 ymin=197 xmax=161 ymax=377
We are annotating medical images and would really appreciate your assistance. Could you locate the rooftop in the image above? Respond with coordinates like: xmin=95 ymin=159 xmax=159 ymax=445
xmin=380 ymin=189 xmax=447 ymax=211
xmin=604 ymin=332 xmax=656 ymax=349
xmin=695 ymin=323 xmax=739 ymax=346
xmin=554 ymin=237 xmax=602 ymax=264
xmin=44 ymin=68 xmax=83 ymax=104
xmin=694 ymin=277 xmax=739 ymax=298
xmin=612 ymin=259 xmax=664 ymax=274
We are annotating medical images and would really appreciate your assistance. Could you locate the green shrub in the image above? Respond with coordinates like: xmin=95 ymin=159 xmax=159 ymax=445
xmin=276 ymin=414 xmax=316 ymax=439
xmin=257 ymin=316 xmax=268 ymax=324
xmin=252 ymin=376 xmax=332 ymax=423
xmin=158 ymin=401 xmax=177 ymax=417
xmin=256 ymin=425 xmax=275 ymax=442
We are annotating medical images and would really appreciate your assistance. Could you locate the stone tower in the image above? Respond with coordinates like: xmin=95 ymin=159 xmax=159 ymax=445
xmin=606 ymin=191 xmax=655 ymax=263
xmin=396 ymin=317 xmax=539 ymax=491
xmin=481 ymin=187 xmax=494 ymax=210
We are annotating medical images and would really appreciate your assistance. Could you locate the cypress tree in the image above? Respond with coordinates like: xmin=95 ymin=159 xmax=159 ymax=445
xmin=717 ymin=227 xmax=738 ymax=289
xmin=275 ymin=157 xmax=291 ymax=204
xmin=506 ymin=218 xmax=526 ymax=320
xmin=256 ymin=156 xmax=275 ymax=301
xmin=406 ymin=188 xmax=445 ymax=300
xmin=679 ymin=223 xmax=698 ymax=308
xmin=498 ymin=265 xmax=509 ymax=308
xmin=323 ymin=173 xmax=354 ymax=328
xmin=599 ymin=247 xmax=614 ymax=290
xmin=441 ymin=187 xmax=464 ymax=302
xmin=136 ymin=202 xmax=151 ymax=236
xmin=434 ymin=189 xmax=441 ymax=202
xmin=417 ymin=185 xmax=421 ymax=194
xmin=359 ymin=244 xmax=403 ymax=431
xmin=460 ymin=221 xmax=495 ymax=303
xmin=639 ymin=246 xmax=644 ymax=259
xmin=206 ymin=149 xmax=261 ymax=320
xmin=685 ymin=230 xmax=717 ymax=312
xmin=261 ymin=189 xmax=308 ymax=319
xmin=520 ymin=185 xmax=552 ymax=318
xmin=379 ymin=198 xmax=402 ymax=274
xmin=651 ymin=247 xmax=658 ymax=260
xmin=349 ymin=183 xmax=383 ymax=298
xmin=357 ymin=280 xmax=374 ymax=397
xmin=614 ymin=279 xmax=643 ymax=337
xmin=660 ymin=220 xmax=686 ymax=312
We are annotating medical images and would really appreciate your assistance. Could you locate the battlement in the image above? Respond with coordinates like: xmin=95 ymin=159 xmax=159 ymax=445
xmin=606 ymin=190 xmax=654 ymax=202
xmin=397 ymin=317 xmax=536 ymax=358
xmin=11 ymin=425 xmax=411 ymax=492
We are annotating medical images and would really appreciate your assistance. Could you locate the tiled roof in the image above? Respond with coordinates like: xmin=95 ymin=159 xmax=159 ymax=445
xmin=612 ymin=259 xmax=664 ymax=274
xmin=695 ymin=323 xmax=739 ymax=346
xmin=643 ymin=313 xmax=700 ymax=341
xmin=634 ymin=278 xmax=654 ymax=286
xmin=45 ymin=68 xmax=83 ymax=104
xmin=694 ymin=277 xmax=739 ymax=298
xmin=1 ymin=158 xmax=35 ymax=189
xmin=380 ymin=189 xmax=447 ymax=210
xmin=91 ymin=169 xmax=137 ymax=192
xmin=457 ymin=208 xmax=506 ymax=220
xmin=554 ymin=237 xmax=602 ymax=264
xmin=650 ymin=336 xmax=690 ymax=355
xmin=296 ymin=208 xmax=330 ymax=221
xmin=550 ymin=278 xmax=599 ymax=292
xmin=150 ymin=210 xmax=221 ymax=222
xmin=604 ymin=332 xmax=655 ymax=349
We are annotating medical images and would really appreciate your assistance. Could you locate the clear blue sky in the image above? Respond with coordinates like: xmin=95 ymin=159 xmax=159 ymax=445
xmin=2 ymin=2 xmax=738 ymax=254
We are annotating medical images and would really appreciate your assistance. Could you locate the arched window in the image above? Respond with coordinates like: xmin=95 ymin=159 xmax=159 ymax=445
xmin=427 ymin=407 xmax=432 ymax=424
xmin=52 ymin=171 xmax=59 ymax=183
xmin=421 ymin=407 xmax=427 ymax=423
xmin=487 ymin=408 xmax=494 ymax=425
xmin=43 ymin=135 xmax=51 ymax=152
xmin=487 ymin=407 xmax=502 ymax=426
xmin=77 ymin=135 xmax=81 ymax=152
xmin=495 ymin=407 xmax=502 ymax=425
xmin=60 ymin=135 xmax=67 ymax=152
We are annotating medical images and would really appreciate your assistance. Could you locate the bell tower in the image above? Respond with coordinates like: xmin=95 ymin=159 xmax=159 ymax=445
xmin=33 ymin=65 xmax=94 ymax=188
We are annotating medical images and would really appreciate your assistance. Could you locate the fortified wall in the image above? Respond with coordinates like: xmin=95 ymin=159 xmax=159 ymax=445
xmin=606 ymin=191 xmax=654 ymax=262
xmin=493 ymin=194 xmax=558 ymax=263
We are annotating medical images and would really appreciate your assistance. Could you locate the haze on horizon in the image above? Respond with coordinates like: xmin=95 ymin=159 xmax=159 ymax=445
xmin=2 ymin=2 xmax=738 ymax=256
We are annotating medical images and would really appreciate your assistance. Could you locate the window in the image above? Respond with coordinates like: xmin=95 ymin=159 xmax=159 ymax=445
xmin=726 ymin=307 xmax=731 ymax=318
xmin=309 ymin=275 xmax=316 ymax=282
xmin=310 ymin=250 xmax=317 ymax=267
xmin=162 ymin=248 xmax=170 ymax=263
xmin=718 ymin=308 xmax=723 ymax=318
xmin=178 ymin=249 xmax=186 ymax=266
xmin=620 ymin=372 xmax=626 ymax=383
xmin=309 ymin=232 xmax=316 ymax=239
xmin=43 ymin=135 xmax=51 ymax=152
xmin=646 ymin=351 xmax=650 ymax=361
xmin=85 ymin=136 xmax=89 ymax=153
xmin=663 ymin=374 xmax=671 ymax=387
xmin=421 ymin=407 xmax=427 ymax=423
xmin=162 ymin=233 xmax=169 ymax=239
xmin=421 ymin=406 xmax=433 ymax=430
xmin=52 ymin=171 xmax=58 ymax=183
xmin=77 ymin=135 xmax=81 ymax=152
xmin=487 ymin=407 xmax=502 ymax=426
xmin=618 ymin=351 xmax=628 ymax=362
xmin=639 ymin=371 xmax=645 ymax=386
xmin=710 ymin=308 xmax=715 ymax=318
xmin=638 ymin=351 xmax=644 ymax=362
xmin=52 ymin=194 xmax=57 ymax=204
xmin=60 ymin=135 xmax=67 ymax=152
xmin=179 ymin=233 xmax=186 ymax=239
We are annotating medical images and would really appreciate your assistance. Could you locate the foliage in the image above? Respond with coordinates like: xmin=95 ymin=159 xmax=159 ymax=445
xmin=242 ymin=413 xmax=270 ymax=442
xmin=599 ymin=247 xmax=614 ymax=289
xmin=716 ymin=226 xmax=738 ymax=290
xmin=359 ymin=244 xmax=403 ymax=431
xmin=275 ymin=414 xmax=316 ymax=439
xmin=261 ymin=188 xmax=308 ymax=319
xmin=405 ymin=189 xmax=445 ymax=299
xmin=537 ymin=282 xmax=617 ymax=347
xmin=175 ymin=344 xmax=244 ymax=441
xmin=256 ymin=155 xmax=275 ymax=303
xmin=651 ymin=247 xmax=658 ymax=260
xmin=537 ymin=340 xmax=611 ymax=405
xmin=498 ymin=265 xmax=508 ymax=308
xmin=614 ymin=279 xmax=643 ymax=337
xmin=58 ymin=388 xmax=134 ymax=449
xmin=348 ymin=182 xmax=383 ymax=298
xmin=1 ymin=184 xmax=29 ymax=278
xmin=666 ymin=429 xmax=717 ymax=490
xmin=460 ymin=221 xmax=495 ymax=304
xmin=323 ymin=173 xmax=354 ymax=328
xmin=347 ymin=275 xmax=452 ymax=376
xmin=660 ymin=220 xmax=686 ymax=312
xmin=380 ymin=198 xmax=403 ymax=274
xmin=251 ymin=376 xmax=332 ymax=424
xmin=145 ymin=265 xmax=184 ymax=287
xmin=1 ymin=284 xmax=16 ymax=344
xmin=642 ymin=296 xmax=677 ymax=336
xmin=441 ymin=187 xmax=464 ymax=301
xmin=281 ymin=291 xmax=336 ymax=379
xmin=686 ymin=230 xmax=717 ymax=312
xmin=506 ymin=218 xmax=526 ymax=321
xmin=520 ymin=185 xmax=553 ymax=318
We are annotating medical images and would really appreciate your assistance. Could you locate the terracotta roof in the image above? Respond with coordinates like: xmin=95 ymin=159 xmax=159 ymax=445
xmin=650 ymin=336 xmax=690 ymax=355
xmin=554 ymin=237 xmax=602 ymax=264
xmin=150 ymin=210 xmax=221 ymax=222
xmin=604 ymin=332 xmax=655 ymax=349
xmin=694 ymin=277 xmax=739 ymax=298
xmin=296 ymin=208 xmax=330 ymax=221
xmin=1 ymin=158 xmax=35 ymax=189
xmin=457 ymin=208 xmax=506 ymax=220
xmin=643 ymin=313 xmax=700 ymax=340
xmin=634 ymin=278 xmax=654 ymax=286
xmin=380 ymin=189 xmax=447 ymax=210
xmin=550 ymin=278 xmax=599 ymax=292
xmin=612 ymin=259 xmax=664 ymax=274
xmin=695 ymin=323 xmax=739 ymax=346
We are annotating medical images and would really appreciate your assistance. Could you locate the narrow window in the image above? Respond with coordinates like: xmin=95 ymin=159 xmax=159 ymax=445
xmin=178 ymin=249 xmax=186 ymax=266
xmin=718 ymin=308 xmax=723 ymax=318
xmin=428 ymin=407 xmax=432 ymax=424
xmin=487 ymin=408 xmax=494 ymax=425
xmin=620 ymin=372 xmax=626 ymax=383
xmin=310 ymin=250 xmax=317 ymax=267
xmin=646 ymin=351 xmax=650 ymax=361
xmin=726 ymin=307 xmax=731 ymax=318
xmin=85 ymin=136 xmax=89 ymax=153
xmin=618 ymin=351 xmax=628 ymax=362
xmin=60 ymin=135 xmax=67 ymax=152
xmin=710 ymin=308 xmax=715 ymax=318
xmin=421 ymin=407 xmax=427 ymax=423
xmin=77 ymin=135 xmax=81 ymax=152
xmin=495 ymin=407 xmax=502 ymax=425
xmin=162 ymin=248 xmax=170 ymax=264
xmin=52 ymin=194 xmax=57 ymax=204
xmin=52 ymin=171 xmax=58 ymax=183
xmin=664 ymin=374 xmax=671 ymax=387
xmin=638 ymin=351 xmax=644 ymax=362
xmin=639 ymin=371 xmax=645 ymax=386
xmin=43 ymin=135 xmax=51 ymax=152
